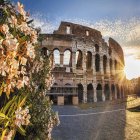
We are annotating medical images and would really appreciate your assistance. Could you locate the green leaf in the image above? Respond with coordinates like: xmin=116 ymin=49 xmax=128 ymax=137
xmin=17 ymin=126 xmax=26 ymax=136
xmin=5 ymin=121 xmax=9 ymax=127
xmin=18 ymin=96 xmax=27 ymax=108
xmin=1 ymin=128 xmax=8 ymax=140
xmin=1 ymin=96 xmax=16 ymax=114
xmin=0 ymin=112 xmax=8 ymax=119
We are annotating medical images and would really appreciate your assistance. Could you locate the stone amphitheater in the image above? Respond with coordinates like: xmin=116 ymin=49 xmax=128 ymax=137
xmin=39 ymin=21 xmax=127 ymax=105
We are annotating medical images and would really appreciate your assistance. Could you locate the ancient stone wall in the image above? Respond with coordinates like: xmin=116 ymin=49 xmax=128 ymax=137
xmin=40 ymin=21 xmax=127 ymax=105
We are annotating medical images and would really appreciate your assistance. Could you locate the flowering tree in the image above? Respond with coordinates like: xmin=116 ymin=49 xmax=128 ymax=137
xmin=0 ymin=1 xmax=59 ymax=140
xmin=24 ymin=47 xmax=59 ymax=140
xmin=0 ymin=0 xmax=37 ymax=139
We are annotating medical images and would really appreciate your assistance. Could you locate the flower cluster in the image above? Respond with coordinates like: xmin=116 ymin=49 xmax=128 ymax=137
xmin=0 ymin=2 xmax=37 ymax=96
xmin=15 ymin=106 xmax=31 ymax=127
xmin=3 ymin=130 xmax=14 ymax=140
xmin=46 ymin=112 xmax=60 ymax=140
xmin=31 ymin=55 xmax=54 ymax=90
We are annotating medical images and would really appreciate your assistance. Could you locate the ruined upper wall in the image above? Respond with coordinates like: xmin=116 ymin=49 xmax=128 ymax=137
xmin=53 ymin=21 xmax=102 ymax=41
xmin=109 ymin=38 xmax=124 ymax=65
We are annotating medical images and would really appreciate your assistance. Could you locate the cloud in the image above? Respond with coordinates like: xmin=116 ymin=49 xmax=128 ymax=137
xmin=30 ymin=13 xmax=56 ymax=33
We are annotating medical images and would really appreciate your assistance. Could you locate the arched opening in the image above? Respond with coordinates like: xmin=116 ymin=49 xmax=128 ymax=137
xmin=103 ymin=55 xmax=107 ymax=74
xmin=77 ymin=84 xmax=83 ymax=103
xmin=121 ymin=86 xmax=123 ymax=98
xmin=110 ymin=59 xmax=112 ymax=74
xmin=104 ymin=84 xmax=110 ymax=100
xmin=53 ymin=49 xmax=60 ymax=65
xmin=111 ymin=84 xmax=115 ymax=100
xmin=76 ymin=50 xmax=83 ymax=69
xmin=87 ymin=84 xmax=94 ymax=103
xmin=86 ymin=51 xmax=92 ymax=69
xmin=50 ymin=85 xmax=58 ymax=105
xmin=96 ymin=84 xmax=102 ymax=101
xmin=64 ymin=83 xmax=73 ymax=105
xmin=64 ymin=95 xmax=72 ymax=105
xmin=115 ymin=60 xmax=117 ymax=71
xmin=41 ymin=47 xmax=49 ymax=57
xmin=108 ymin=47 xmax=112 ymax=56
xmin=95 ymin=44 xmax=99 ymax=52
xmin=95 ymin=54 xmax=100 ymax=72
xmin=63 ymin=50 xmax=72 ymax=66
xmin=116 ymin=84 xmax=120 ymax=99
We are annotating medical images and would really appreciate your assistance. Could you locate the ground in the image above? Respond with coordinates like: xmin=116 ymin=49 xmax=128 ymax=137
xmin=52 ymin=100 xmax=140 ymax=140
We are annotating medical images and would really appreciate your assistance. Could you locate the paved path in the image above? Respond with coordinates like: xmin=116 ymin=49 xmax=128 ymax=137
xmin=52 ymin=103 xmax=127 ymax=140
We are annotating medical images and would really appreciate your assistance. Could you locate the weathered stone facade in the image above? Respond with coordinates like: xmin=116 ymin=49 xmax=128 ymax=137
xmin=40 ymin=21 xmax=126 ymax=105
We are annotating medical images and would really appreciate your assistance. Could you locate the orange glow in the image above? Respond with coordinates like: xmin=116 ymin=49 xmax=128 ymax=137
xmin=124 ymin=56 xmax=140 ymax=80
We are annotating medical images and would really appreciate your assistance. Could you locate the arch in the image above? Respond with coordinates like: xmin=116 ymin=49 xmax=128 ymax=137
xmin=41 ymin=47 xmax=49 ymax=57
xmin=116 ymin=84 xmax=120 ymax=99
xmin=95 ymin=54 xmax=100 ymax=72
xmin=111 ymin=84 xmax=115 ymax=100
xmin=65 ymin=83 xmax=71 ymax=86
xmin=53 ymin=83 xmax=58 ymax=86
xmin=87 ymin=84 xmax=94 ymax=103
xmin=53 ymin=49 xmax=60 ymax=64
xmin=108 ymin=47 xmax=112 ymax=56
xmin=110 ymin=59 xmax=113 ymax=74
xmin=95 ymin=44 xmax=99 ymax=52
xmin=115 ymin=60 xmax=117 ymax=71
xmin=86 ymin=51 xmax=92 ymax=69
xmin=104 ymin=84 xmax=110 ymax=100
xmin=120 ymin=86 xmax=123 ymax=98
xmin=63 ymin=50 xmax=72 ymax=66
xmin=96 ymin=84 xmax=102 ymax=101
xmin=77 ymin=83 xmax=83 ymax=103
xmin=103 ymin=55 xmax=107 ymax=74
xmin=76 ymin=50 xmax=83 ymax=69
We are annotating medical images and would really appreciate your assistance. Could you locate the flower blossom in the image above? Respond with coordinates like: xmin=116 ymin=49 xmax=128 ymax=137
xmin=0 ymin=24 xmax=9 ymax=34
xmin=17 ymin=2 xmax=26 ymax=18
xmin=3 ymin=130 xmax=14 ymax=140
xmin=15 ymin=106 xmax=31 ymax=127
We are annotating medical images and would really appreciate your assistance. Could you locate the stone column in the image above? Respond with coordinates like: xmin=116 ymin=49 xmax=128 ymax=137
xmin=100 ymin=55 xmax=104 ymax=75
xmin=93 ymin=84 xmax=97 ymax=102
xmin=112 ymin=59 xmax=115 ymax=75
xmin=102 ymin=83 xmax=105 ymax=101
xmin=119 ymin=86 xmax=121 ymax=99
xmin=60 ymin=52 xmax=64 ymax=66
xmin=82 ymin=50 xmax=86 ymax=72
xmin=107 ymin=57 xmax=110 ymax=75
xmin=57 ymin=96 xmax=64 ymax=105
xmin=92 ymin=54 xmax=96 ymax=75
xmin=72 ymin=96 xmax=78 ymax=105
xmin=109 ymin=83 xmax=112 ymax=100
xmin=114 ymin=85 xmax=117 ymax=99
xmin=83 ymin=84 xmax=87 ymax=103
xmin=72 ymin=51 xmax=76 ymax=73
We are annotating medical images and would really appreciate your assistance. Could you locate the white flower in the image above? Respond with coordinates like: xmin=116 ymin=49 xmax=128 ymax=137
xmin=3 ymin=38 xmax=18 ymax=51
xmin=3 ymin=130 xmax=14 ymax=140
xmin=17 ymin=2 xmax=26 ymax=18
xmin=8 ymin=15 xmax=17 ymax=25
xmin=15 ymin=106 xmax=30 ymax=127
xmin=20 ymin=57 xmax=27 ymax=65
xmin=0 ymin=24 xmax=9 ymax=34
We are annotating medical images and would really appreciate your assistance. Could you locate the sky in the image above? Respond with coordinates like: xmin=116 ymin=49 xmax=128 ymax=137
xmin=13 ymin=0 xmax=140 ymax=79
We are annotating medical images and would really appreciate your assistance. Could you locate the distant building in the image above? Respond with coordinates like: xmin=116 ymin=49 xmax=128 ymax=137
xmin=40 ymin=21 xmax=127 ymax=105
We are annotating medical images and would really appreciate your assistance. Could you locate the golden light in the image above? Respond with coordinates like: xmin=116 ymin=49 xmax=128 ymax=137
xmin=124 ymin=56 xmax=140 ymax=80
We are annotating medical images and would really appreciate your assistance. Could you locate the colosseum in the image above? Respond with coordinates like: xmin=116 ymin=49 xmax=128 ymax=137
xmin=39 ymin=21 xmax=127 ymax=105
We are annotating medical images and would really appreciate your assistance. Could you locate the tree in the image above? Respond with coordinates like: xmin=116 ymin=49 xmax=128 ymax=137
xmin=0 ymin=1 xmax=59 ymax=139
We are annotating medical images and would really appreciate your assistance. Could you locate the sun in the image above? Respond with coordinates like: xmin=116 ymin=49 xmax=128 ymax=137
xmin=124 ymin=56 xmax=140 ymax=80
